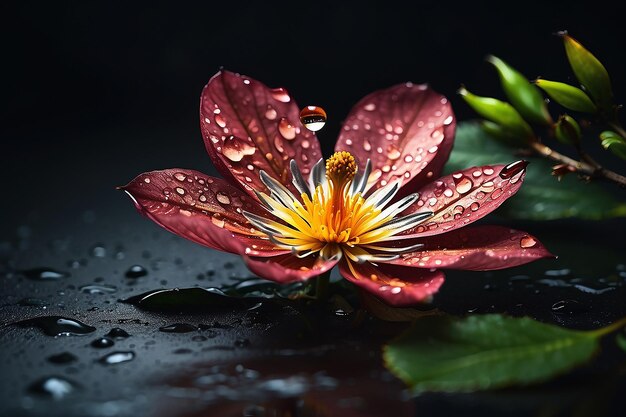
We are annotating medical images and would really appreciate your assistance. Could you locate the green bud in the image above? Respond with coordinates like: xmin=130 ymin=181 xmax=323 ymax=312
xmin=600 ymin=130 xmax=626 ymax=160
xmin=458 ymin=86 xmax=533 ymax=139
xmin=480 ymin=121 xmax=527 ymax=146
xmin=534 ymin=79 xmax=597 ymax=113
xmin=486 ymin=55 xmax=552 ymax=125
xmin=554 ymin=114 xmax=581 ymax=145
xmin=560 ymin=32 xmax=612 ymax=110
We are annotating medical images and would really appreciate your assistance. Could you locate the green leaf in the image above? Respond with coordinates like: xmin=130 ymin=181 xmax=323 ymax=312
xmin=383 ymin=314 xmax=598 ymax=393
xmin=446 ymin=123 xmax=626 ymax=220
xmin=487 ymin=55 xmax=552 ymax=125
xmin=458 ymin=87 xmax=533 ymax=139
xmin=534 ymin=79 xmax=597 ymax=113
xmin=600 ymin=130 xmax=626 ymax=161
xmin=560 ymin=32 xmax=613 ymax=110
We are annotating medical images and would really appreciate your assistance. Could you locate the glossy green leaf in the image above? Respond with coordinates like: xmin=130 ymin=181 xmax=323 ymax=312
xmin=384 ymin=314 xmax=598 ymax=393
xmin=458 ymin=87 xmax=533 ymax=139
xmin=561 ymin=32 xmax=612 ymax=110
xmin=554 ymin=114 xmax=581 ymax=145
xmin=600 ymin=130 xmax=626 ymax=161
xmin=487 ymin=55 xmax=552 ymax=125
xmin=534 ymin=79 xmax=597 ymax=113
xmin=446 ymin=123 xmax=626 ymax=220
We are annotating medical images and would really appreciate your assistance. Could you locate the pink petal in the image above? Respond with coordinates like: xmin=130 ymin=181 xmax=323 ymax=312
xmin=200 ymin=70 xmax=323 ymax=198
xmin=334 ymin=83 xmax=455 ymax=194
xmin=243 ymin=254 xmax=339 ymax=284
xmin=339 ymin=260 xmax=445 ymax=307
xmin=401 ymin=161 xmax=528 ymax=238
xmin=121 ymin=169 xmax=288 ymax=257
xmin=383 ymin=225 xmax=554 ymax=270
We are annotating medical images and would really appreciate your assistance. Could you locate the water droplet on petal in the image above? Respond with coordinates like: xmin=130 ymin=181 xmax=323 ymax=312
xmin=470 ymin=202 xmax=480 ymax=211
xmin=175 ymin=187 xmax=186 ymax=195
xmin=499 ymin=160 xmax=528 ymax=179
xmin=271 ymin=87 xmax=291 ymax=102
xmin=174 ymin=172 xmax=187 ymax=181
xmin=216 ymin=193 xmax=231 ymax=204
xmin=387 ymin=145 xmax=401 ymax=160
xmin=278 ymin=118 xmax=297 ymax=140
xmin=222 ymin=136 xmax=256 ymax=162
xmin=520 ymin=236 xmax=537 ymax=248
xmin=364 ymin=103 xmax=376 ymax=111
xmin=454 ymin=175 xmax=473 ymax=194
xmin=215 ymin=114 xmax=226 ymax=128
xmin=299 ymin=106 xmax=327 ymax=132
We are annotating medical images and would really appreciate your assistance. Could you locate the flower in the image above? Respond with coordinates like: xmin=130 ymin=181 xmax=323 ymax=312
xmin=121 ymin=71 xmax=552 ymax=306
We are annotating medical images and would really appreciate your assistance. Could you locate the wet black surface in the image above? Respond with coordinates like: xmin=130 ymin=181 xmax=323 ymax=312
xmin=1 ymin=188 xmax=625 ymax=416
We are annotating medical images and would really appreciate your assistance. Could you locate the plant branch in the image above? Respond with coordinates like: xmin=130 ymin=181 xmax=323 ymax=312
xmin=608 ymin=121 xmax=626 ymax=139
xmin=528 ymin=141 xmax=626 ymax=187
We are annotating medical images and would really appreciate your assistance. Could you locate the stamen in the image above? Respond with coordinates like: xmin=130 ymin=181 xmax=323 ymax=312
xmin=325 ymin=151 xmax=357 ymax=184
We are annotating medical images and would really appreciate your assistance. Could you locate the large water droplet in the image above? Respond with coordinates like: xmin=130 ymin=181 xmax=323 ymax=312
xmin=271 ymin=87 xmax=291 ymax=102
xmin=278 ymin=118 xmax=297 ymax=140
xmin=99 ymin=351 xmax=135 ymax=365
xmin=499 ymin=160 xmax=528 ymax=179
xmin=299 ymin=106 xmax=327 ymax=132
xmin=28 ymin=376 xmax=78 ymax=400
xmin=16 ymin=316 xmax=96 ymax=336
xmin=216 ymin=192 xmax=231 ymax=205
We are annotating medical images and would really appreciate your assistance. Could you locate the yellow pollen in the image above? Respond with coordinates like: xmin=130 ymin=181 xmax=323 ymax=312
xmin=326 ymin=151 xmax=357 ymax=184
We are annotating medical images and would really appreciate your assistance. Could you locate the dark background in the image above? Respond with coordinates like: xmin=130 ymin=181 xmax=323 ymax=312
xmin=2 ymin=1 xmax=626 ymax=235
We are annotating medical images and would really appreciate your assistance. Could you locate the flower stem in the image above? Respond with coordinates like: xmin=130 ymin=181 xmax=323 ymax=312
xmin=529 ymin=141 xmax=626 ymax=187
xmin=314 ymin=271 xmax=331 ymax=301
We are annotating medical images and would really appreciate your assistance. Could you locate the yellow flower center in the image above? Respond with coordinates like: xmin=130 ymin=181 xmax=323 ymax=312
xmin=244 ymin=152 xmax=432 ymax=262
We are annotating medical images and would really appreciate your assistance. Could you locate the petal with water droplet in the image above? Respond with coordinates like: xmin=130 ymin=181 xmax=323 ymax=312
xmin=400 ymin=163 xmax=526 ymax=238
xmin=200 ymin=71 xmax=322 ymax=199
xmin=382 ymin=226 xmax=553 ymax=270
xmin=121 ymin=169 xmax=288 ymax=257
xmin=335 ymin=84 xmax=455 ymax=195
xmin=339 ymin=261 xmax=444 ymax=307
xmin=243 ymin=254 xmax=339 ymax=284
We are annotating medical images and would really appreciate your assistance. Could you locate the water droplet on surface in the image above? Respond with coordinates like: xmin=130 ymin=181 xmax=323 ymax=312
xmin=91 ymin=337 xmax=115 ymax=348
xmin=19 ymin=268 xmax=69 ymax=281
xmin=159 ymin=323 xmax=198 ymax=333
xmin=278 ymin=118 xmax=297 ymax=140
xmin=551 ymin=299 xmax=587 ymax=314
xmin=106 ymin=328 xmax=130 ymax=339
xmin=47 ymin=352 xmax=78 ymax=364
xmin=299 ymin=106 xmax=327 ymax=132
xmin=265 ymin=106 xmax=277 ymax=120
xmin=80 ymin=284 xmax=117 ymax=294
xmin=28 ymin=376 xmax=78 ymax=400
xmin=90 ymin=244 xmax=106 ymax=258
xmin=364 ymin=103 xmax=376 ymax=111
xmin=520 ymin=236 xmax=537 ymax=248
xmin=99 ymin=351 xmax=135 ymax=365
xmin=271 ymin=87 xmax=291 ymax=102
xmin=16 ymin=316 xmax=96 ymax=336
xmin=215 ymin=114 xmax=227 ymax=128
xmin=174 ymin=172 xmax=187 ymax=181
xmin=125 ymin=265 xmax=148 ymax=278
xmin=499 ymin=160 xmax=528 ymax=179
